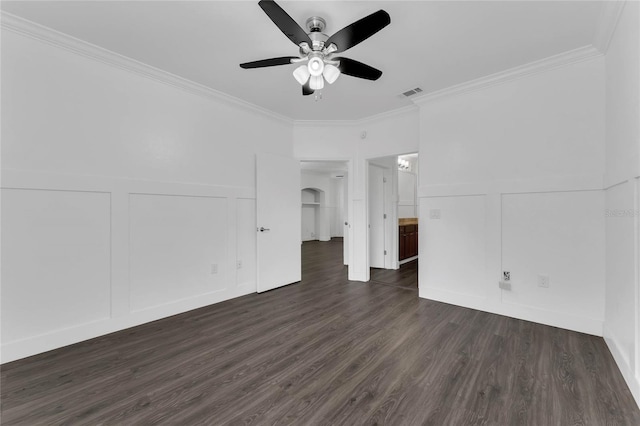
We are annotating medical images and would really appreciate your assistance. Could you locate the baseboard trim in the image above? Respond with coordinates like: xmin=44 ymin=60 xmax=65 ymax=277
xmin=1 ymin=286 xmax=255 ymax=364
xmin=399 ymin=256 xmax=418 ymax=265
xmin=604 ymin=325 xmax=640 ymax=409
xmin=419 ymin=286 xmax=603 ymax=336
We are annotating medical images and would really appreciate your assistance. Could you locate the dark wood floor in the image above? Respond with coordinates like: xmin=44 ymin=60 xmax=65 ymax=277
xmin=2 ymin=239 xmax=639 ymax=425
xmin=370 ymin=260 xmax=418 ymax=291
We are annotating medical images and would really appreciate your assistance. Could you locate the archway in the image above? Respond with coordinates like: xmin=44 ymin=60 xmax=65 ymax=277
xmin=301 ymin=187 xmax=329 ymax=242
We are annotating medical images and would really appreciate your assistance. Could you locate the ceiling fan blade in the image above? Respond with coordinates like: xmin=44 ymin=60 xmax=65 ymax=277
xmin=240 ymin=56 xmax=298 ymax=69
xmin=258 ymin=0 xmax=312 ymax=47
xmin=302 ymin=82 xmax=314 ymax=96
xmin=335 ymin=57 xmax=383 ymax=80
xmin=325 ymin=10 xmax=390 ymax=53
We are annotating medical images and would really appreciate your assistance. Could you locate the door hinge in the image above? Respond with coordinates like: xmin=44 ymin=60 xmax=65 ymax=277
xmin=383 ymin=213 xmax=387 ymax=219
xmin=383 ymin=177 xmax=387 ymax=183
xmin=384 ymin=250 xmax=387 ymax=255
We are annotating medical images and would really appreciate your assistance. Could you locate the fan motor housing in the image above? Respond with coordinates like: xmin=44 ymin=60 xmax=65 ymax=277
xmin=306 ymin=16 xmax=326 ymax=32
xmin=306 ymin=16 xmax=328 ymax=50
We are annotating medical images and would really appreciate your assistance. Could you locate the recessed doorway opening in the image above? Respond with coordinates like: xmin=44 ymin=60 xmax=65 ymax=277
xmin=367 ymin=153 xmax=419 ymax=291
xmin=300 ymin=160 xmax=350 ymax=269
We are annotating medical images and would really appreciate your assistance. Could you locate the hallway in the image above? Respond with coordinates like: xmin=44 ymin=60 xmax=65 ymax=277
xmin=370 ymin=260 xmax=418 ymax=292
xmin=303 ymin=238 xmax=418 ymax=292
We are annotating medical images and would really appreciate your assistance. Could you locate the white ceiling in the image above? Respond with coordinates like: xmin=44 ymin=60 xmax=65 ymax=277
xmin=2 ymin=1 xmax=603 ymax=121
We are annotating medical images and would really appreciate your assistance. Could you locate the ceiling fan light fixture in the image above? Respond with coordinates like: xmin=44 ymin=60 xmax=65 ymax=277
xmin=307 ymin=56 xmax=324 ymax=77
xmin=240 ymin=1 xmax=391 ymax=96
xmin=323 ymin=64 xmax=340 ymax=84
xmin=293 ymin=65 xmax=311 ymax=85
xmin=309 ymin=75 xmax=324 ymax=90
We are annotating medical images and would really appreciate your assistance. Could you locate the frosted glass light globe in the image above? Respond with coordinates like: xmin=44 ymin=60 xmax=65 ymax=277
xmin=307 ymin=57 xmax=324 ymax=77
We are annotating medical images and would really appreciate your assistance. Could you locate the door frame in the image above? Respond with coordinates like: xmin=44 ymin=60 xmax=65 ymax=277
xmin=363 ymin=152 xmax=418 ymax=278
xmin=366 ymin=158 xmax=398 ymax=272
xmin=368 ymin=163 xmax=386 ymax=269
xmin=297 ymin=157 xmax=353 ymax=270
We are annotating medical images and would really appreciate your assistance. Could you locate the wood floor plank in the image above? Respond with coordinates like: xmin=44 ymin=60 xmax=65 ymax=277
xmin=2 ymin=238 xmax=639 ymax=425
xmin=111 ymin=287 xmax=407 ymax=425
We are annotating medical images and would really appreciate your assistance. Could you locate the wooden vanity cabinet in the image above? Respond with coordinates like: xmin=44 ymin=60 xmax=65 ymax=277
xmin=399 ymin=224 xmax=418 ymax=261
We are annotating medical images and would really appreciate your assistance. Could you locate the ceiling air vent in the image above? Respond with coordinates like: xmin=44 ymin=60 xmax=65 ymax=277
xmin=402 ymin=87 xmax=423 ymax=97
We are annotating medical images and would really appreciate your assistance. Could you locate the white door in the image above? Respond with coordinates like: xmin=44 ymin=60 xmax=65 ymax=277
xmin=343 ymin=175 xmax=349 ymax=266
xmin=383 ymin=168 xmax=393 ymax=269
xmin=256 ymin=153 xmax=301 ymax=292
xmin=369 ymin=164 xmax=385 ymax=268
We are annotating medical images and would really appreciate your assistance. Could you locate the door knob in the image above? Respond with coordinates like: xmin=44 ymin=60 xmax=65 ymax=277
xmin=258 ymin=227 xmax=270 ymax=232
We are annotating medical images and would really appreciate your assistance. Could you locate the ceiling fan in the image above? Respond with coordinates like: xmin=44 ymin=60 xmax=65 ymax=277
xmin=240 ymin=0 xmax=391 ymax=96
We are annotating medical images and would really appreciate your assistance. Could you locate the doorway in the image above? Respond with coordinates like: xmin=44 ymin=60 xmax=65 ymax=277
xmin=301 ymin=188 xmax=327 ymax=242
xmin=299 ymin=160 xmax=350 ymax=270
xmin=368 ymin=161 xmax=392 ymax=269
xmin=367 ymin=153 xmax=419 ymax=291
xmin=397 ymin=153 xmax=419 ymax=265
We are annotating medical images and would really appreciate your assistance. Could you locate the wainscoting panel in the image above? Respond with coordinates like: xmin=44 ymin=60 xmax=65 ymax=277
xmin=418 ymin=179 xmax=606 ymax=336
xmin=236 ymin=198 xmax=257 ymax=292
xmin=419 ymin=194 xmax=488 ymax=301
xmin=501 ymin=190 xmax=605 ymax=321
xmin=129 ymin=194 xmax=229 ymax=312
xmin=604 ymin=181 xmax=637 ymax=380
xmin=1 ymin=188 xmax=111 ymax=343
xmin=1 ymin=170 xmax=257 ymax=363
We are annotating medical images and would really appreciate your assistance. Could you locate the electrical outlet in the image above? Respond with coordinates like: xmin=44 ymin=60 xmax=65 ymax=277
xmin=211 ymin=264 xmax=218 ymax=274
xmin=429 ymin=209 xmax=441 ymax=219
xmin=236 ymin=260 xmax=242 ymax=269
xmin=538 ymin=274 xmax=549 ymax=288
xmin=499 ymin=281 xmax=512 ymax=290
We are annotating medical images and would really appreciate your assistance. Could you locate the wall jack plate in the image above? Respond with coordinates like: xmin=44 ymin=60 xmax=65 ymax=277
xmin=499 ymin=281 xmax=512 ymax=290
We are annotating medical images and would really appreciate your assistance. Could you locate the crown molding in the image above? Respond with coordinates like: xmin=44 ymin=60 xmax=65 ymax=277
xmin=356 ymin=104 xmax=419 ymax=126
xmin=593 ymin=1 xmax=626 ymax=54
xmin=294 ymin=104 xmax=418 ymax=128
xmin=411 ymin=45 xmax=603 ymax=106
xmin=293 ymin=119 xmax=356 ymax=128
xmin=0 ymin=12 xmax=293 ymax=125
xmin=1 ymin=10 xmax=613 ymax=126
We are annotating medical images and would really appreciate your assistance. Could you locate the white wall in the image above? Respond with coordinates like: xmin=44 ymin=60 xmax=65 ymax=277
xmin=294 ymin=108 xmax=419 ymax=280
xmin=398 ymin=170 xmax=417 ymax=218
xmin=502 ymin=191 xmax=605 ymax=319
xmin=330 ymin=177 xmax=345 ymax=238
xmin=301 ymin=188 xmax=319 ymax=241
xmin=602 ymin=1 xmax=640 ymax=406
xmin=2 ymin=189 xmax=112 ymax=342
xmin=417 ymin=56 xmax=606 ymax=336
xmin=1 ymin=28 xmax=291 ymax=362
xmin=398 ymin=155 xmax=419 ymax=219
